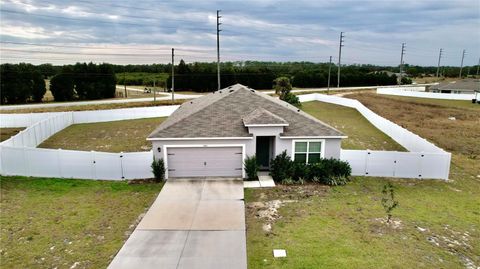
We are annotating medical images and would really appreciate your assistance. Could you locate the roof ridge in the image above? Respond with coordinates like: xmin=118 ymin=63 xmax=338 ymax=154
xmin=252 ymin=90 xmax=344 ymax=135
xmin=148 ymin=85 xmax=250 ymax=138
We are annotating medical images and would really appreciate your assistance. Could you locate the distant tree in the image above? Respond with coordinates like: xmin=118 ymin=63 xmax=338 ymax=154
xmin=274 ymin=76 xmax=292 ymax=99
xmin=274 ymin=76 xmax=301 ymax=107
xmin=0 ymin=63 xmax=47 ymax=104
xmin=50 ymin=72 xmax=75 ymax=101
xmin=31 ymin=71 xmax=46 ymax=102
xmin=176 ymin=59 xmax=190 ymax=74
xmin=400 ymin=77 xmax=412 ymax=85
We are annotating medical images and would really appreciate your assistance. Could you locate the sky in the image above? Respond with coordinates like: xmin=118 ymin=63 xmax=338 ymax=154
xmin=0 ymin=0 xmax=479 ymax=66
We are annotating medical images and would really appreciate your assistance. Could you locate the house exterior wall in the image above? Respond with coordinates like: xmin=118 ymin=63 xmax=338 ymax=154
xmin=151 ymin=137 xmax=342 ymax=161
xmin=151 ymin=138 xmax=255 ymax=160
xmin=275 ymin=137 xmax=342 ymax=159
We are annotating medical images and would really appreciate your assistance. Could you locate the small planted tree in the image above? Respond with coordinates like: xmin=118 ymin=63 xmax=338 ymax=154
xmin=151 ymin=158 xmax=165 ymax=182
xmin=274 ymin=76 xmax=301 ymax=107
xmin=244 ymin=155 xmax=259 ymax=180
xmin=381 ymin=182 xmax=399 ymax=223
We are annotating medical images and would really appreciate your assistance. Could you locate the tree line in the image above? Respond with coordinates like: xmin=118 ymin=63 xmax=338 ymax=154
xmin=1 ymin=63 xmax=46 ymax=104
xmin=0 ymin=63 xmax=116 ymax=104
xmin=50 ymin=63 xmax=116 ymax=101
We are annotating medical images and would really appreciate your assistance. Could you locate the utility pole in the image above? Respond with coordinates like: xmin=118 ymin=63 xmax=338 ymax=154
xmin=436 ymin=48 xmax=443 ymax=78
xmin=459 ymin=49 xmax=466 ymax=78
xmin=337 ymin=32 xmax=345 ymax=88
xmin=327 ymin=56 xmax=332 ymax=94
xmin=153 ymin=79 xmax=156 ymax=103
xmin=399 ymin=43 xmax=406 ymax=84
xmin=123 ymin=69 xmax=127 ymax=98
xmin=171 ymin=48 xmax=175 ymax=104
xmin=216 ymin=10 xmax=222 ymax=91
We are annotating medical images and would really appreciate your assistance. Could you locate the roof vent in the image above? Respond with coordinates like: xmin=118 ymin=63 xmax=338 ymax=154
xmin=251 ymin=90 xmax=255 ymax=92
xmin=190 ymin=101 xmax=193 ymax=104
xmin=229 ymin=89 xmax=234 ymax=93
xmin=297 ymin=109 xmax=300 ymax=112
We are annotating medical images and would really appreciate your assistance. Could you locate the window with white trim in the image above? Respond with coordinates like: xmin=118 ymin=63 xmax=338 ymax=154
xmin=294 ymin=141 xmax=323 ymax=163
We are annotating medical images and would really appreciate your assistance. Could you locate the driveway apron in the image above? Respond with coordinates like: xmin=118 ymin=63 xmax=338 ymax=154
xmin=108 ymin=178 xmax=247 ymax=269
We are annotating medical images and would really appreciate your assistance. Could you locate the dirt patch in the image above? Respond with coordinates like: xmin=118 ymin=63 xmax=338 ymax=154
xmin=418 ymin=224 xmax=477 ymax=269
xmin=247 ymin=200 xmax=297 ymax=232
xmin=246 ymin=184 xmax=329 ymax=233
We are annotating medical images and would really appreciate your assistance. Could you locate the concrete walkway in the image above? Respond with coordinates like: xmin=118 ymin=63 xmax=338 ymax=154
xmin=108 ymin=178 xmax=246 ymax=269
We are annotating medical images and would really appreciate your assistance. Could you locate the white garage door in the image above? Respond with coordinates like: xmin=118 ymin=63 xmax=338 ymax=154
xmin=167 ymin=147 xmax=243 ymax=178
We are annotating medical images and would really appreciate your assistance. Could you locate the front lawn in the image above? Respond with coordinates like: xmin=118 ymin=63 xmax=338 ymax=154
xmin=0 ymin=176 xmax=162 ymax=268
xmin=246 ymin=99 xmax=480 ymax=268
xmin=302 ymin=101 xmax=405 ymax=151
xmin=39 ymin=117 xmax=166 ymax=152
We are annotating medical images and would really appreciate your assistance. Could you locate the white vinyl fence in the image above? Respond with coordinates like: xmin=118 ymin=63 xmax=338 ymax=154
xmin=377 ymin=86 xmax=426 ymax=92
xmin=0 ymin=106 xmax=178 ymax=180
xmin=1 ymin=94 xmax=451 ymax=180
xmin=377 ymin=87 xmax=476 ymax=100
xmin=299 ymin=94 xmax=451 ymax=180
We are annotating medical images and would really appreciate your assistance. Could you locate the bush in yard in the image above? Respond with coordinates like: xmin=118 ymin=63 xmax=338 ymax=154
xmin=151 ymin=158 xmax=165 ymax=182
xmin=244 ymin=155 xmax=259 ymax=180
xmin=271 ymin=152 xmax=351 ymax=185
xmin=269 ymin=150 xmax=293 ymax=182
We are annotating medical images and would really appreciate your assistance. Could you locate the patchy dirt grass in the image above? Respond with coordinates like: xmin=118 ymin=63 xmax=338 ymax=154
xmin=345 ymin=93 xmax=480 ymax=157
xmin=0 ymin=128 xmax=25 ymax=142
xmin=0 ymin=176 xmax=162 ymax=269
xmin=246 ymin=95 xmax=479 ymax=269
xmin=39 ymin=117 xmax=166 ymax=152
xmin=302 ymin=101 xmax=405 ymax=151
xmin=0 ymin=99 xmax=186 ymax=114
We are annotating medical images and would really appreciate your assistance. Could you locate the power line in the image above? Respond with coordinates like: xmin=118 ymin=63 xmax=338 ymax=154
xmin=1 ymin=9 xmax=213 ymax=31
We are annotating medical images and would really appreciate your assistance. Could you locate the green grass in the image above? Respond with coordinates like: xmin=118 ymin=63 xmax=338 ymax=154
xmin=302 ymin=101 xmax=405 ymax=151
xmin=245 ymin=168 xmax=480 ymax=269
xmin=246 ymin=98 xmax=480 ymax=268
xmin=0 ymin=176 xmax=163 ymax=268
xmin=39 ymin=117 xmax=166 ymax=152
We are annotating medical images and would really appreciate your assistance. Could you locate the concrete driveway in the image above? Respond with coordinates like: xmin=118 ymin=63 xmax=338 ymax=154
xmin=108 ymin=178 xmax=246 ymax=269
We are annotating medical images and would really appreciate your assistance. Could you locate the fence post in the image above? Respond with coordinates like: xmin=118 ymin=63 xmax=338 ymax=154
xmin=91 ymin=150 xmax=96 ymax=180
xmin=364 ymin=150 xmax=370 ymax=176
xmin=120 ymin=152 xmax=125 ymax=180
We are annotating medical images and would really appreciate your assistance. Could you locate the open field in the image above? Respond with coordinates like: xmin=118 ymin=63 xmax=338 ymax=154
xmin=302 ymin=101 xmax=405 ymax=151
xmin=0 ymin=176 xmax=162 ymax=268
xmin=345 ymin=93 xmax=480 ymax=157
xmin=413 ymin=77 xmax=461 ymax=84
xmin=0 ymin=128 xmax=25 ymax=142
xmin=115 ymin=72 xmax=169 ymax=86
xmin=39 ymin=117 xmax=166 ymax=152
xmin=0 ymin=99 xmax=185 ymax=114
xmin=246 ymin=96 xmax=479 ymax=268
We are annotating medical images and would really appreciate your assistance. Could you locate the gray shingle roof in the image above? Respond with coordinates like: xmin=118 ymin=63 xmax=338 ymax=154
xmin=429 ymin=79 xmax=480 ymax=92
xmin=148 ymin=84 xmax=344 ymax=139
xmin=242 ymin=108 xmax=288 ymax=126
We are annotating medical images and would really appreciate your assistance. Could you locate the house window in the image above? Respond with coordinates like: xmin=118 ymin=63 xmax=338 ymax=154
xmin=294 ymin=141 xmax=323 ymax=163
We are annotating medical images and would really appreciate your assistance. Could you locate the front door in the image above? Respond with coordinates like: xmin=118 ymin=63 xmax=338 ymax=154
xmin=256 ymin=136 xmax=271 ymax=170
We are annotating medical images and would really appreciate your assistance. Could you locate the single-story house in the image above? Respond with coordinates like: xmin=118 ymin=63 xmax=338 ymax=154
xmin=428 ymin=79 xmax=480 ymax=94
xmin=147 ymin=84 xmax=346 ymax=179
